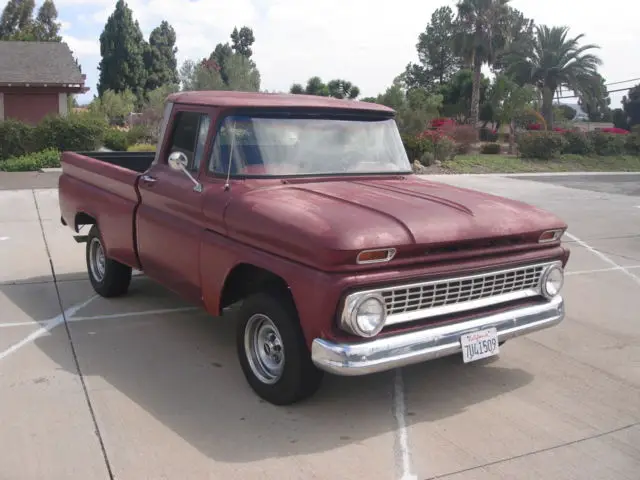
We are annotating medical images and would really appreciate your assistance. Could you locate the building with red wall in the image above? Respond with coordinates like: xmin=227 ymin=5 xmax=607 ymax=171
xmin=0 ymin=41 xmax=89 ymax=125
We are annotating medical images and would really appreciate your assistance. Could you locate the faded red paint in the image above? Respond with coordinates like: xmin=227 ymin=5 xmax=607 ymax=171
xmin=58 ymin=94 xmax=571 ymax=349
xmin=3 ymin=91 xmax=58 ymax=124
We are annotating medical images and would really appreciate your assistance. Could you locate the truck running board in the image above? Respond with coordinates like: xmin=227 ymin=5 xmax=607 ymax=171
xmin=74 ymin=235 xmax=88 ymax=243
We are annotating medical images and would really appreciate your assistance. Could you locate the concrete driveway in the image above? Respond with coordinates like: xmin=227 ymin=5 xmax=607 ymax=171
xmin=1 ymin=173 xmax=639 ymax=480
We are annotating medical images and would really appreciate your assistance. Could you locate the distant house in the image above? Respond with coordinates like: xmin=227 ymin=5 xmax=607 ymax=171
xmin=0 ymin=41 xmax=89 ymax=125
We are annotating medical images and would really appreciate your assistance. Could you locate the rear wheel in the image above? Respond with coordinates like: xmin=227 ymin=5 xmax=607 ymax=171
xmin=86 ymin=225 xmax=132 ymax=297
xmin=236 ymin=291 xmax=323 ymax=405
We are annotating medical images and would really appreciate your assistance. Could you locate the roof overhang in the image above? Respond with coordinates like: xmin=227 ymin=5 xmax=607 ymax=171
xmin=0 ymin=82 xmax=89 ymax=93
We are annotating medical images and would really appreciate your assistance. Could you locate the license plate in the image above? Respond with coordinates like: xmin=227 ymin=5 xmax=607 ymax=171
xmin=460 ymin=327 xmax=500 ymax=363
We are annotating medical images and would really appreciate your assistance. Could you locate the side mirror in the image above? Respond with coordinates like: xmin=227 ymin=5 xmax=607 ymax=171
xmin=167 ymin=151 xmax=203 ymax=193
xmin=168 ymin=151 xmax=188 ymax=171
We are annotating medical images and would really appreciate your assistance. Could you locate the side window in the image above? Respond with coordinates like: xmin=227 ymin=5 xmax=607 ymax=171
xmin=167 ymin=111 xmax=211 ymax=172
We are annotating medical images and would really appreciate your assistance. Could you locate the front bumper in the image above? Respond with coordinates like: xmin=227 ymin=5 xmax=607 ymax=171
xmin=311 ymin=295 xmax=565 ymax=375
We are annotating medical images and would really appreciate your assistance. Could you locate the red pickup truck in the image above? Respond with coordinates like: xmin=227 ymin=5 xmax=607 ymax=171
xmin=59 ymin=91 xmax=570 ymax=405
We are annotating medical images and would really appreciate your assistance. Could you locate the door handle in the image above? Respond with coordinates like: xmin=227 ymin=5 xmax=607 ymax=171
xmin=140 ymin=174 xmax=157 ymax=185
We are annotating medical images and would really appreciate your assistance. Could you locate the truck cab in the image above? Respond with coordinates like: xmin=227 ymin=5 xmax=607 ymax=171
xmin=59 ymin=91 xmax=570 ymax=405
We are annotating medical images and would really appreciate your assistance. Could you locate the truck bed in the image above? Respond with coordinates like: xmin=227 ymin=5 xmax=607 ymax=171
xmin=58 ymin=150 xmax=156 ymax=269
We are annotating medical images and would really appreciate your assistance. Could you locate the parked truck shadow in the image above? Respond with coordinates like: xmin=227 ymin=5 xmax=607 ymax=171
xmin=6 ymin=273 xmax=535 ymax=464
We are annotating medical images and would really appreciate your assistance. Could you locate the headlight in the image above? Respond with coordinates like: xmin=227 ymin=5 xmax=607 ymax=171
xmin=541 ymin=264 xmax=564 ymax=298
xmin=342 ymin=294 xmax=386 ymax=337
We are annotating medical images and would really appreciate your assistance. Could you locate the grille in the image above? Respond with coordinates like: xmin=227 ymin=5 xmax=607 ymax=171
xmin=381 ymin=263 xmax=548 ymax=324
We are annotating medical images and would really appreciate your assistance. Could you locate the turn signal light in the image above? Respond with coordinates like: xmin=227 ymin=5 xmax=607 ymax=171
xmin=538 ymin=229 xmax=565 ymax=243
xmin=356 ymin=248 xmax=397 ymax=265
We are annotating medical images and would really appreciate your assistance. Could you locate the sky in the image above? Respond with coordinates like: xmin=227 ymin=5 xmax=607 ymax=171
xmin=5 ymin=0 xmax=639 ymax=108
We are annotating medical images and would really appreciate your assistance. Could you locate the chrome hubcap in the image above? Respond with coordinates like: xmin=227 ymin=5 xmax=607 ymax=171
xmin=89 ymin=237 xmax=106 ymax=282
xmin=244 ymin=314 xmax=285 ymax=384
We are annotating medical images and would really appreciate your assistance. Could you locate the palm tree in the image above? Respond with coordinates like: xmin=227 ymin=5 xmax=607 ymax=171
xmin=505 ymin=25 xmax=602 ymax=129
xmin=454 ymin=0 xmax=512 ymax=126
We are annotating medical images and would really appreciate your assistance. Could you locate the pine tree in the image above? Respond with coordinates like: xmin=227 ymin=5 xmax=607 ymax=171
xmin=0 ymin=0 xmax=35 ymax=40
xmin=97 ymin=0 xmax=147 ymax=101
xmin=33 ymin=0 xmax=61 ymax=41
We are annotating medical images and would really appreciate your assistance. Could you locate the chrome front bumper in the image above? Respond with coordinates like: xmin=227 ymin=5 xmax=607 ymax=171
xmin=311 ymin=296 xmax=565 ymax=376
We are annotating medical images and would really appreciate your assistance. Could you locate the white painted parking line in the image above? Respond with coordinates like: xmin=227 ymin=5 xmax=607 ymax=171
xmin=0 ymin=306 xmax=200 ymax=329
xmin=0 ymin=236 xmax=9 ymax=241
xmin=566 ymin=232 xmax=640 ymax=287
xmin=0 ymin=295 xmax=97 ymax=361
xmin=393 ymin=369 xmax=417 ymax=480
xmin=69 ymin=307 xmax=200 ymax=323
xmin=566 ymin=265 xmax=640 ymax=276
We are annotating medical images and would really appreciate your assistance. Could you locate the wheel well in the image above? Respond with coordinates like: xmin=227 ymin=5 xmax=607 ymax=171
xmin=75 ymin=212 xmax=96 ymax=232
xmin=219 ymin=264 xmax=292 ymax=313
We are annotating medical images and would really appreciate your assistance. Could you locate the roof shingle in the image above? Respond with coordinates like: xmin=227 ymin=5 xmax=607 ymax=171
xmin=0 ymin=41 xmax=85 ymax=85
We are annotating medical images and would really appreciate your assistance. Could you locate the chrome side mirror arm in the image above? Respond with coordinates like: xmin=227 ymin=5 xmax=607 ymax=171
xmin=168 ymin=151 xmax=203 ymax=193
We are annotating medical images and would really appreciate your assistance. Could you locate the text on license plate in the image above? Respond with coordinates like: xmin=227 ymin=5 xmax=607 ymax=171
xmin=460 ymin=327 xmax=499 ymax=363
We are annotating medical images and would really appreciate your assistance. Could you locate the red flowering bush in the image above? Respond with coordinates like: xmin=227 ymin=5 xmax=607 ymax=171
xmin=600 ymin=127 xmax=630 ymax=135
xmin=430 ymin=117 xmax=456 ymax=129
xmin=526 ymin=123 xmax=543 ymax=131
xmin=417 ymin=129 xmax=457 ymax=162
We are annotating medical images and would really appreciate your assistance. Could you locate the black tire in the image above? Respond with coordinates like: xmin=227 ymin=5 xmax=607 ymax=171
xmin=86 ymin=225 xmax=132 ymax=298
xmin=236 ymin=291 xmax=324 ymax=405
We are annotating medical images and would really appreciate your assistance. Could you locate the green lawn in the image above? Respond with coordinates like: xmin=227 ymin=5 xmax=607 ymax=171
xmin=439 ymin=154 xmax=640 ymax=174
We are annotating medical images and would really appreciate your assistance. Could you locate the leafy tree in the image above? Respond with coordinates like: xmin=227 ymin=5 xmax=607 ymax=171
xmin=622 ymin=84 xmax=640 ymax=128
xmin=0 ymin=0 xmax=35 ymax=39
xmin=612 ymin=108 xmax=629 ymax=130
xmin=453 ymin=0 xmax=512 ymax=126
xmin=360 ymin=78 xmax=442 ymax=135
xmin=223 ymin=53 xmax=261 ymax=91
xmin=97 ymin=0 xmax=148 ymax=102
xmin=436 ymin=68 xmax=490 ymax=122
xmin=327 ymin=79 xmax=360 ymax=99
xmin=230 ymin=26 xmax=255 ymax=58
xmin=578 ymin=73 xmax=612 ymax=122
xmin=488 ymin=74 xmax=535 ymax=152
xmin=88 ymin=89 xmax=137 ymax=126
xmin=403 ymin=6 xmax=458 ymax=90
xmin=144 ymin=21 xmax=179 ymax=93
xmin=180 ymin=59 xmax=225 ymax=91
xmin=555 ymin=104 xmax=577 ymax=121
xmin=33 ymin=0 xmax=61 ymax=41
xmin=490 ymin=6 xmax=534 ymax=74
xmin=505 ymin=25 xmax=602 ymax=129
xmin=0 ymin=0 xmax=61 ymax=41
xmin=289 ymin=76 xmax=360 ymax=99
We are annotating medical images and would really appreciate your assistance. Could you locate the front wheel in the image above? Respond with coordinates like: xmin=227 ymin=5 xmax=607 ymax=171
xmin=86 ymin=225 xmax=132 ymax=297
xmin=236 ymin=292 xmax=323 ymax=405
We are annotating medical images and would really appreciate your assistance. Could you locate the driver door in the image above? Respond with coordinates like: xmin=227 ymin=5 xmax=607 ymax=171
xmin=135 ymin=105 xmax=214 ymax=304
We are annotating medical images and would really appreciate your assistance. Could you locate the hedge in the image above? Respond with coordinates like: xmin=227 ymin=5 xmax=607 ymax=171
xmin=517 ymin=129 xmax=640 ymax=159
xmin=0 ymin=113 xmax=107 ymax=161
xmin=0 ymin=148 xmax=61 ymax=172
xmin=480 ymin=142 xmax=501 ymax=154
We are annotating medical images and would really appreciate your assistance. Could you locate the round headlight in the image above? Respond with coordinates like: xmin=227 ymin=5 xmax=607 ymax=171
xmin=351 ymin=296 xmax=386 ymax=337
xmin=542 ymin=265 xmax=564 ymax=298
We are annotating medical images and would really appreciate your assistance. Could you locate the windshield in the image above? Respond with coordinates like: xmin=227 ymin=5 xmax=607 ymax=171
xmin=208 ymin=115 xmax=411 ymax=177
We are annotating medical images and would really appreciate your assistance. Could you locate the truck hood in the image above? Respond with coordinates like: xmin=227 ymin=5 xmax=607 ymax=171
xmin=223 ymin=176 xmax=567 ymax=269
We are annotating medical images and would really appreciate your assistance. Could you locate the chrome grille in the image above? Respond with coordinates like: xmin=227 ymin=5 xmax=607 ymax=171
xmin=381 ymin=263 xmax=550 ymax=325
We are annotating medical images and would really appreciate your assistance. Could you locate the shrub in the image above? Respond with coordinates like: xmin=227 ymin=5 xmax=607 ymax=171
xmin=561 ymin=130 xmax=593 ymax=155
xmin=127 ymin=143 xmax=157 ymax=152
xmin=0 ymin=119 xmax=35 ymax=160
xmin=516 ymin=131 xmax=567 ymax=160
xmin=126 ymin=124 xmax=151 ymax=145
xmin=587 ymin=131 xmax=626 ymax=156
xmin=480 ymin=143 xmax=501 ymax=154
xmin=479 ymin=127 xmax=498 ymax=142
xmin=0 ymin=148 xmax=60 ymax=172
xmin=448 ymin=125 xmax=477 ymax=154
xmin=401 ymin=134 xmax=431 ymax=162
xmin=103 ymin=129 xmax=130 ymax=151
xmin=35 ymin=113 xmax=108 ymax=152
xmin=624 ymin=132 xmax=640 ymax=155
xmin=600 ymin=127 xmax=629 ymax=134
xmin=417 ymin=130 xmax=456 ymax=162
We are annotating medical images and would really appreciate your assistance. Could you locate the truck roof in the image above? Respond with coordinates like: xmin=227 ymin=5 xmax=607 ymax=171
xmin=166 ymin=90 xmax=395 ymax=114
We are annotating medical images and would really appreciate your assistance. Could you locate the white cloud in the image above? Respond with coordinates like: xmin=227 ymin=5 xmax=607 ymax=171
xmin=59 ymin=0 xmax=639 ymax=106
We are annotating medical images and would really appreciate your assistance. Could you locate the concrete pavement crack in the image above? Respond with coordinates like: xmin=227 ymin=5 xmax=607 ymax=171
xmin=424 ymin=422 xmax=639 ymax=479
xmin=32 ymin=190 xmax=115 ymax=480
